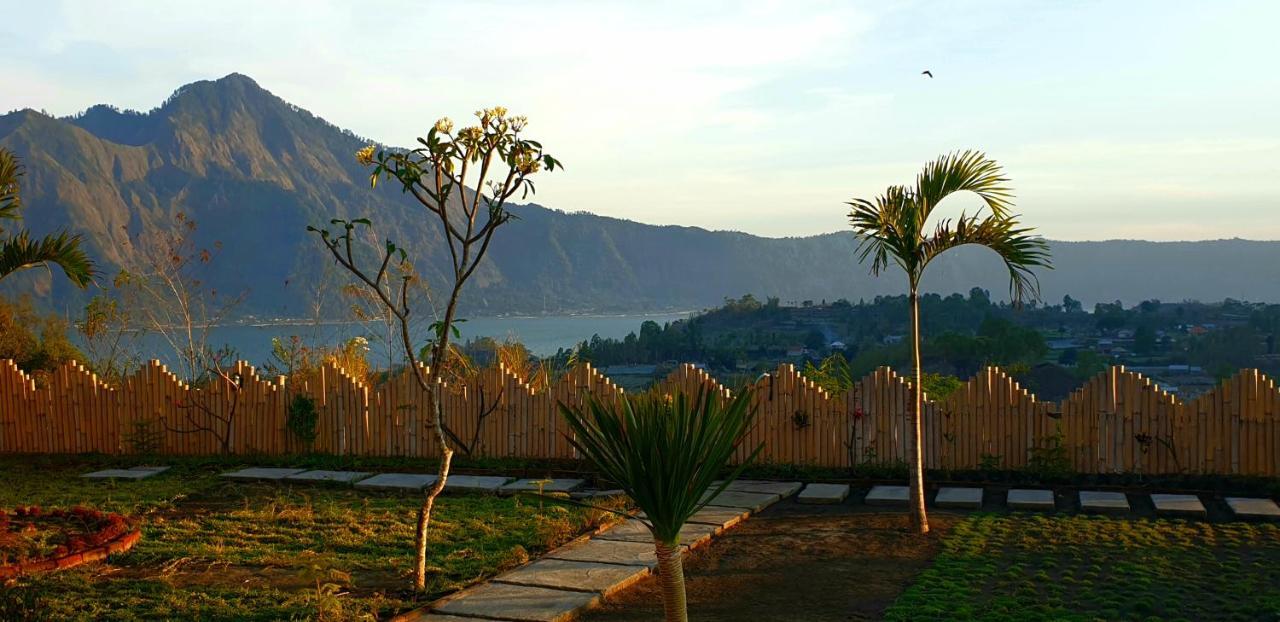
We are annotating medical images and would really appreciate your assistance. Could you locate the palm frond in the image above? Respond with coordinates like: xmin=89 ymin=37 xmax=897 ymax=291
xmin=918 ymin=211 xmax=1052 ymax=304
xmin=558 ymin=389 xmax=762 ymax=544
xmin=0 ymin=148 xmax=22 ymax=226
xmin=848 ymin=185 xmax=919 ymax=280
xmin=913 ymin=150 xmax=1013 ymax=221
xmin=0 ymin=230 xmax=97 ymax=288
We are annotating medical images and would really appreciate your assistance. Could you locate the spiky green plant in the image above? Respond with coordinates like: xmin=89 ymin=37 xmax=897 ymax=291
xmin=559 ymin=389 xmax=762 ymax=622
xmin=0 ymin=148 xmax=95 ymax=288
xmin=847 ymin=150 xmax=1050 ymax=534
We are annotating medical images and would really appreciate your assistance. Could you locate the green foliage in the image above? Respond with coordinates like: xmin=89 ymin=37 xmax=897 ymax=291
xmin=847 ymin=150 xmax=1051 ymax=303
xmin=886 ymin=514 xmax=1280 ymax=621
xmin=0 ymin=295 xmax=84 ymax=375
xmin=978 ymin=453 xmax=1003 ymax=472
xmin=1026 ymin=423 xmax=1072 ymax=479
xmin=1072 ymin=349 xmax=1110 ymax=380
xmin=286 ymin=394 xmax=320 ymax=447
xmin=559 ymin=389 xmax=762 ymax=544
xmin=123 ymin=419 xmax=164 ymax=455
xmin=921 ymin=373 xmax=963 ymax=400
xmin=0 ymin=148 xmax=95 ymax=288
xmin=803 ymin=353 xmax=856 ymax=394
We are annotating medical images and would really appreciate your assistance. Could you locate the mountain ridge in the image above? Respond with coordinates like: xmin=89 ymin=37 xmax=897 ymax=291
xmin=3 ymin=74 xmax=1280 ymax=318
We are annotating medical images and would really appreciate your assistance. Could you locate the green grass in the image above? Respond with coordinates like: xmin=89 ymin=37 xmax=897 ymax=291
xmin=886 ymin=513 xmax=1280 ymax=622
xmin=0 ymin=457 xmax=621 ymax=621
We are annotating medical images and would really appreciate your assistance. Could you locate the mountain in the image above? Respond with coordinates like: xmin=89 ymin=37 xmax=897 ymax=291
xmin=2 ymin=74 xmax=1280 ymax=319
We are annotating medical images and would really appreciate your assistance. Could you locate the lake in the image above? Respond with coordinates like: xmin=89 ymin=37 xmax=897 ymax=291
xmin=133 ymin=312 xmax=691 ymax=368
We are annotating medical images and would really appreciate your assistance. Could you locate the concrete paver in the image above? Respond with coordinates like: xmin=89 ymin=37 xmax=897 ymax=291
xmin=283 ymin=470 xmax=372 ymax=484
xmin=220 ymin=467 xmax=307 ymax=481
xmin=493 ymin=558 xmax=649 ymax=596
xmin=934 ymin=487 xmax=984 ymax=509
xmin=863 ymin=485 xmax=909 ymax=506
xmin=1007 ymin=489 xmax=1056 ymax=511
xmin=433 ymin=581 xmax=600 ymax=622
xmin=1225 ymin=497 xmax=1280 ymax=520
xmin=354 ymin=473 xmax=439 ymax=491
xmin=797 ymin=483 xmax=850 ymax=504
xmin=1150 ymin=494 xmax=1207 ymax=517
xmin=1079 ymin=491 xmax=1130 ymax=513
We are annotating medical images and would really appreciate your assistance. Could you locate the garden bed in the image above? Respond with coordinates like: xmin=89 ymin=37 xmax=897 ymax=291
xmin=0 ymin=457 xmax=619 ymax=621
xmin=0 ymin=505 xmax=140 ymax=579
xmin=582 ymin=500 xmax=1280 ymax=622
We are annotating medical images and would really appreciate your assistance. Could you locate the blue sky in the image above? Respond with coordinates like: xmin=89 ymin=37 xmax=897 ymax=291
xmin=2 ymin=0 xmax=1277 ymax=240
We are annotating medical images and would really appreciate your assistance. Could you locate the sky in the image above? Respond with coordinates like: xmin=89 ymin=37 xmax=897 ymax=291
xmin=2 ymin=0 xmax=1278 ymax=240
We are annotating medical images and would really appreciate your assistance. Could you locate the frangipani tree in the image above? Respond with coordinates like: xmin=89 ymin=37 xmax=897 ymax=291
xmin=310 ymin=106 xmax=559 ymax=590
xmin=847 ymin=150 xmax=1050 ymax=534
xmin=0 ymin=148 xmax=95 ymax=288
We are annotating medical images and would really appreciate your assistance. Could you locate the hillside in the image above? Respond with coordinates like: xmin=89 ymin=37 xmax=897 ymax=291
xmin=2 ymin=74 xmax=1279 ymax=318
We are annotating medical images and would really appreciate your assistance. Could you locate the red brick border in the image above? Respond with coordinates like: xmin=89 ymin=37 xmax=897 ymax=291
xmin=0 ymin=507 xmax=141 ymax=579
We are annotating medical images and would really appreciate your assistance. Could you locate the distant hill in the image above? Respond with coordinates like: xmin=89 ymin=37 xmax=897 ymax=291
xmin=2 ymin=74 xmax=1279 ymax=318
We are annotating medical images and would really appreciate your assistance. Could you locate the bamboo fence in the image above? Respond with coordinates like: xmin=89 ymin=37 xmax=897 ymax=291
xmin=0 ymin=359 xmax=1276 ymax=476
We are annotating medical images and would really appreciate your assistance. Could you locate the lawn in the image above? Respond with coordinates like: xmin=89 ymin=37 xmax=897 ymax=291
xmin=0 ymin=457 xmax=619 ymax=621
xmin=886 ymin=513 xmax=1280 ymax=622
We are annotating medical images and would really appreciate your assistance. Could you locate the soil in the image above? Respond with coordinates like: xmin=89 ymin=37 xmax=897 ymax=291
xmin=579 ymin=501 xmax=955 ymax=621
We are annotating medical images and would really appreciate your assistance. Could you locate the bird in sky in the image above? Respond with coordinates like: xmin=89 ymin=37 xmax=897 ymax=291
xmin=921 ymin=70 xmax=933 ymax=78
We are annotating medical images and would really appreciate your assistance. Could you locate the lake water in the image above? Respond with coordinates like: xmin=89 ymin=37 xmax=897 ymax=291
xmin=134 ymin=312 xmax=691 ymax=368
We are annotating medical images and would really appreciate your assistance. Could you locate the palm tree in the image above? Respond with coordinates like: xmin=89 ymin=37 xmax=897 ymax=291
xmin=0 ymin=148 xmax=95 ymax=287
xmin=847 ymin=150 xmax=1050 ymax=534
xmin=559 ymin=389 xmax=761 ymax=622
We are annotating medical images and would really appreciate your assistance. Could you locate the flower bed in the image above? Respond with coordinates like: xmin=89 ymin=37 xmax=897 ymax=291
xmin=0 ymin=506 xmax=140 ymax=579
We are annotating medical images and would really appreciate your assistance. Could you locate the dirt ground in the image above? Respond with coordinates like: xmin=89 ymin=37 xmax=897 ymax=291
xmin=579 ymin=501 xmax=955 ymax=622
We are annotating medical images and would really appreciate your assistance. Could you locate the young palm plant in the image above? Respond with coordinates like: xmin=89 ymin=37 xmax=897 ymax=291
xmin=847 ymin=150 xmax=1050 ymax=534
xmin=559 ymin=389 xmax=761 ymax=622
xmin=0 ymin=148 xmax=95 ymax=287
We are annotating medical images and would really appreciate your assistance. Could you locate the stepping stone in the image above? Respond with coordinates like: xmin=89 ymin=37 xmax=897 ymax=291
xmin=720 ymin=479 xmax=804 ymax=497
xmin=433 ymin=581 xmax=600 ymax=622
xmin=797 ymin=483 xmax=850 ymax=504
xmin=1150 ymin=494 xmax=1207 ymax=517
xmin=935 ymin=487 xmax=984 ymax=509
xmin=864 ymin=485 xmax=909 ymax=506
xmin=501 ymin=478 xmax=586 ymax=495
xmin=129 ymin=466 xmax=171 ymax=474
xmin=1225 ymin=497 xmax=1280 ymax=520
xmin=701 ymin=490 xmax=781 ymax=512
xmin=1007 ymin=489 xmax=1056 ymax=511
xmin=684 ymin=506 xmax=750 ymax=531
xmin=220 ymin=467 xmax=307 ymax=481
xmin=395 ymin=613 xmax=476 ymax=622
xmin=1079 ymin=491 xmax=1130 ymax=513
xmin=596 ymin=520 xmax=717 ymax=548
xmin=83 ymin=468 xmax=163 ymax=480
xmin=443 ymin=475 xmax=512 ymax=493
xmin=283 ymin=470 xmax=372 ymax=484
xmin=354 ymin=473 xmax=439 ymax=491
xmin=494 ymin=558 xmax=649 ymax=596
xmin=546 ymin=538 xmax=658 ymax=568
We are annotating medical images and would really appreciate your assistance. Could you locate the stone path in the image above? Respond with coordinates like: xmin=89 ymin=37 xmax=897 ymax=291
xmin=395 ymin=478 xmax=799 ymax=622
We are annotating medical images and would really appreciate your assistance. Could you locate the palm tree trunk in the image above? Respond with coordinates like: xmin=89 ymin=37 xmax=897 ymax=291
xmin=654 ymin=540 xmax=688 ymax=622
xmin=908 ymin=289 xmax=930 ymax=534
